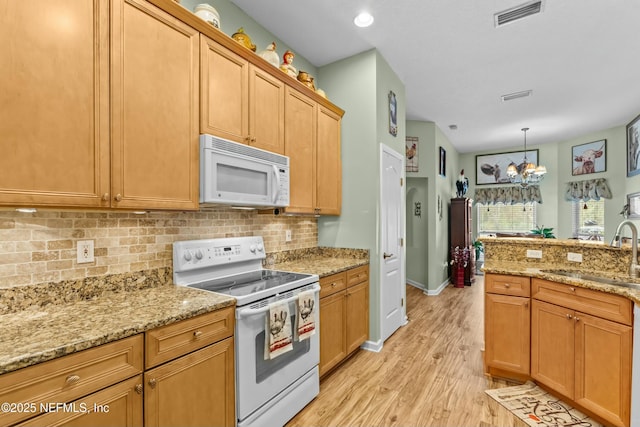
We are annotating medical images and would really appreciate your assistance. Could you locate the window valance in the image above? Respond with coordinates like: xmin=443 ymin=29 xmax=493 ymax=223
xmin=474 ymin=185 xmax=542 ymax=205
xmin=564 ymin=178 xmax=612 ymax=202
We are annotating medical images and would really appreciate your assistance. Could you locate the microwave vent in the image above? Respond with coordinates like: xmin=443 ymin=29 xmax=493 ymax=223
xmin=207 ymin=136 xmax=289 ymax=166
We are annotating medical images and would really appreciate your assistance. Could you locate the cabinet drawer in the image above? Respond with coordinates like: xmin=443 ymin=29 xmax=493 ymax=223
xmin=320 ymin=272 xmax=347 ymax=298
xmin=347 ymin=265 xmax=369 ymax=287
xmin=145 ymin=307 xmax=234 ymax=369
xmin=532 ymin=278 xmax=632 ymax=325
xmin=0 ymin=334 xmax=143 ymax=426
xmin=485 ymin=273 xmax=530 ymax=297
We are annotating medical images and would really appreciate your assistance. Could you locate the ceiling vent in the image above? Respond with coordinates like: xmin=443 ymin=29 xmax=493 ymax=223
xmin=494 ymin=0 xmax=544 ymax=27
xmin=501 ymin=90 xmax=533 ymax=102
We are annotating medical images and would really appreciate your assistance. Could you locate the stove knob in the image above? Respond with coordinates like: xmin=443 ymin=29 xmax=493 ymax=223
xmin=257 ymin=243 xmax=264 ymax=252
xmin=250 ymin=244 xmax=256 ymax=253
xmin=184 ymin=251 xmax=192 ymax=262
xmin=195 ymin=250 xmax=203 ymax=260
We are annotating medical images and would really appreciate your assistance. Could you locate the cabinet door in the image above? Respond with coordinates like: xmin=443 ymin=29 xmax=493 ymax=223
xmin=284 ymin=88 xmax=316 ymax=214
xmin=319 ymin=291 xmax=346 ymax=377
xmin=144 ymin=338 xmax=235 ymax=427
xmin=0 ymin=0 xmax=110 ymax=208
xmin=18 ymin=376 xmax=143 ymax=427
xmin=574 ymin=312 xmax=632 ymax=427
xmin=484 ymin=293 xmax=530 ymax=376
xmin=249 ymin=65 xmax=285 ymax=154
xmin=316 ymin=105 xmax=342 ymax=215
xmin=111 ymin=0 xmax=199 ymax=210
xmin=531 ymin=299 xmax=574 ymax=398
xmin=200 ymin=35 xmax=249 ymax=143
xmin=346 ymin=281 xmax=369 ymax=354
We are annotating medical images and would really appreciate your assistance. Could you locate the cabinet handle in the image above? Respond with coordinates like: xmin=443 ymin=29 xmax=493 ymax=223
xmin=65 ymin=374 xmax=80 ymax=385
xmin=569 ymin=287 xmax=575 ymax=292
xmin=566 ymin=314 xmax=573 ymax=320
xmin=148 ymin=378 xmax=157 ymax=388
xmin=101 ymin=193 xmax=109 ymax=201
xmin=574 ymin=317 xmax=580 ymax=322
xmin=504 ymin=283 xmax=511 ymax=288
xmin=114 ymin=194 xmax=122 ymax=202
xmin=135 ymin=384 xmax=143 ymax=394
xmin=251 ymin=137 xmax=256 ymax=143
xmin=331 ymin=282 xmax=337 ymax=287
xmin=193 ymin=330 xmax=203 ymax=339
xmin=524 ymin=301 xmax=529 ymax=308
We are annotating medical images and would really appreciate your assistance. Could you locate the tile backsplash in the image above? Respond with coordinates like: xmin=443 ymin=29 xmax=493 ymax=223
xmin=0 ymin=208 xmax=317 ymax=288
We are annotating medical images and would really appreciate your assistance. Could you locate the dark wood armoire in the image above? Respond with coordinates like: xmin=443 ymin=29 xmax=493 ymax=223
xmin=449 ymin=197 xmax=475 ymax=285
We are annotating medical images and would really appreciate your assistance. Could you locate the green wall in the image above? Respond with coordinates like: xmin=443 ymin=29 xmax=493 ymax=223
xmin=180 ymin=0 xmax=318 ymax=81
xmin=460 ymin=124 xmax=639 ymax=242
xmin=318 ymin=49 xmax=406 ymax=344
xmin=405 ymin=121 xmax=460 ymax=293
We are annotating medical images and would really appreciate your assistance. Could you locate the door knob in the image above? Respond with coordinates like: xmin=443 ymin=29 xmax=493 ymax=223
xmin=383 ymin=252 xmax=393 ymax=259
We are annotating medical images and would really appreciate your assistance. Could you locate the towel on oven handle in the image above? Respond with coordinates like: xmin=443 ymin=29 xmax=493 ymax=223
xmin=296 ymin=289 xmax=316 ymax=340
xmin=264 ymin=301 xmax=293 ymax=359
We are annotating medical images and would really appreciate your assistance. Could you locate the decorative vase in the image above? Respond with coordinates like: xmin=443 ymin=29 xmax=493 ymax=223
xmin=194 ymin=4 xmax=220 ymax=29
xmin=455 ymin=264 xmax=465 ymax=288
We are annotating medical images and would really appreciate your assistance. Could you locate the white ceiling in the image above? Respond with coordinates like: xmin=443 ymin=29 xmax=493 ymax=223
xmin=228 ymin=0 xmax=640 ymax=153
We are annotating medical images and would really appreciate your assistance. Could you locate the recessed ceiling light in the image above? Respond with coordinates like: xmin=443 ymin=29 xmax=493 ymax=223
xmin=354 ymin=12 xmax=374 ymax=28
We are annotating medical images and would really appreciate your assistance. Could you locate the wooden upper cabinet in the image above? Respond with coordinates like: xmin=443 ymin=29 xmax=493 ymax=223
xmin=200 ymin=36 xmax=285 ymax=154
xmin=249 ymin=65 xmax=285 ymax=154
xmin=316 ymin=105 xmax=342 ymax=215
xmin=284 ymin=87 xmax=317 ymax=214
xmin=111 ymin=0 xmax=199 ymax=210
xmin=0 ymin=0 xmax=110 ymax=208
xmin=200 ymin=35 xmax=249 ymax=143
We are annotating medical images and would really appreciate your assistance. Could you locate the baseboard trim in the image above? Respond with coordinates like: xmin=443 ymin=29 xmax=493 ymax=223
xmin=361 ymin=339 xmax=383 ymax=353
xmin=422 ymin=278 xmax=450 ymax=296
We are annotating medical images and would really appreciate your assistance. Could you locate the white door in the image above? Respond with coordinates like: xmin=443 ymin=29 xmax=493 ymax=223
xmin=380 ymin=144 xmax=406 ymax=342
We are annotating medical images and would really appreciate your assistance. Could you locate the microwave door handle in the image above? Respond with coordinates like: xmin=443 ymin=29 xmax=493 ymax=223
xmin=272 ymin=165 xmax=281 ymax=204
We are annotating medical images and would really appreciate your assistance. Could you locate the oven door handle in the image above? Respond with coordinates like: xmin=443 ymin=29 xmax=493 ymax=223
xmin=236 ymin=284 xmax=320 ymax=319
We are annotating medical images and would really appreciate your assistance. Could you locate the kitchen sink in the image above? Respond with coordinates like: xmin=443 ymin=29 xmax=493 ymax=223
xmin=541 ymin=269 xmax=640 ymax=291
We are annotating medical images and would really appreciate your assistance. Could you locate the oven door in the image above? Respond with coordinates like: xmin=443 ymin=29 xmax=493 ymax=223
xmin=235 ymin=283 xmax=320 ymax=422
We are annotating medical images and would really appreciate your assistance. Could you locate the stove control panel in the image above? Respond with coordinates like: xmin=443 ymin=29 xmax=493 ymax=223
xmin=173 ymin=236 xmax=266 ymax=275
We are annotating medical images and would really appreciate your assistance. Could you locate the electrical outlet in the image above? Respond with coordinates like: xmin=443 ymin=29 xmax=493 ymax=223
xmin=526 ymin=249 xmax=542 ymax=259
xmin=285 ymin=230 xmax=292 ymax=242
xmin=77 ymin=240 xmax=95 ymax=263
xmin=567 ymin=252 xmax=583 ymax=262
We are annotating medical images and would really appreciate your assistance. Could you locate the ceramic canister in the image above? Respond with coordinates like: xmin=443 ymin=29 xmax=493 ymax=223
xmin=194 ymin=4 xmax=220 ymax=29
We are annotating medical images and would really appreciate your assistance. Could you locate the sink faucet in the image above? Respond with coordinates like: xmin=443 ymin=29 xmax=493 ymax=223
xmin=610 ymin=220 xmax=640 ymax=278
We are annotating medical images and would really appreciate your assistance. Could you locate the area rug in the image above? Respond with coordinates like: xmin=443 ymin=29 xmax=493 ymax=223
xmin=485 ymin=381 xmax=602 ymax=427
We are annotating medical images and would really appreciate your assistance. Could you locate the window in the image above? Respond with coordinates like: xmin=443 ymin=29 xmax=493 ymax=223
xmin=572 ymin=199 xmax=604 ymax=240
xmin=477 ymin=203 xmax=537 ymax=234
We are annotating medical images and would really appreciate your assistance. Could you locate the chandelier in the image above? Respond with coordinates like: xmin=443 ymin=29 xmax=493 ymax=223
xmin=506 ymin=127 xmax=546 ymax=187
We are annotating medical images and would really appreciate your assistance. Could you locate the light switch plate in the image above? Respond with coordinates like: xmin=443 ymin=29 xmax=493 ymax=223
xmin=526 ymin=249 xmax=542 ymax=259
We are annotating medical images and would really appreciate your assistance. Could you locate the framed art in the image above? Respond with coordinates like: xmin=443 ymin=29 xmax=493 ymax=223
xmin=439 ymin=147 xmax=446 ymax=177
xmin=406 ymin=136 xmax=418 ymax=172
xmin=475 ymin=149 xmax=538 ymax=185
xmin=627 ymin=113 xmax=640 ymax=177
xmin=572 ymin=139 xmax=606 ymax=176
xmin=388 ymin=91 xmax=398 ymax=136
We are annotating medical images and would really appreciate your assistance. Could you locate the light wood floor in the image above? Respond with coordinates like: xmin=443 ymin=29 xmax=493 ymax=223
xmin=287 ymin=276 xmax=528 ymax=427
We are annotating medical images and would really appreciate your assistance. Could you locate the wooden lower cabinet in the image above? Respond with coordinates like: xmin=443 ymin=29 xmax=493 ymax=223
xmin=144 ymin=337 xmax=235 ymax=427
xmin=484 ymin=273 xmax=530 ymax=380
xmin=531 ymin=280 xmax=633 ymax=427
xmin=319 ymin=265 xmax=369 ymax=377
xmin=18 ymin=375 xmax=143 ymax=427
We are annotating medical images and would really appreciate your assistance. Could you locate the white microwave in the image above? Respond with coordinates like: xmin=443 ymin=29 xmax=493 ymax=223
xmin=200 ymin=134 xmax=290 ymax=208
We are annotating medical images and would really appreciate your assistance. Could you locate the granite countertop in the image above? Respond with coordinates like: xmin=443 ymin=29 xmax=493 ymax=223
xmin=0 ymin=284 xmax=234 ymax=375
xmin=483 ymin=264 xmax=640 ymax=305
xmin=266 ymin=247 xmax=370 ymax=277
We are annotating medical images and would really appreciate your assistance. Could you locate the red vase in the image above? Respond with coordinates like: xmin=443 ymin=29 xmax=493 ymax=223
xmin=455 ymin=265 xmax=465 ymax=288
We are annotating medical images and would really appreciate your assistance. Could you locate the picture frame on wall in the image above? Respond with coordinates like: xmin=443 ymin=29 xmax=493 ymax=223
xmin=627 ymin=113 xmax=640 ymax=177
xmin=406 ymin=136 xmax=418 ymax=172
xmin=439 ymin=147 xmax=446 ymax=177
xmin=627 ymin=191 xmax=640 ymax=219
xmin=388 ymin=91 xmax=398 ymax=136
xmin=571 ymin=139 xmax=606 ymax=176
xmin=475 ymin=149 xmax=539 ymax=185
